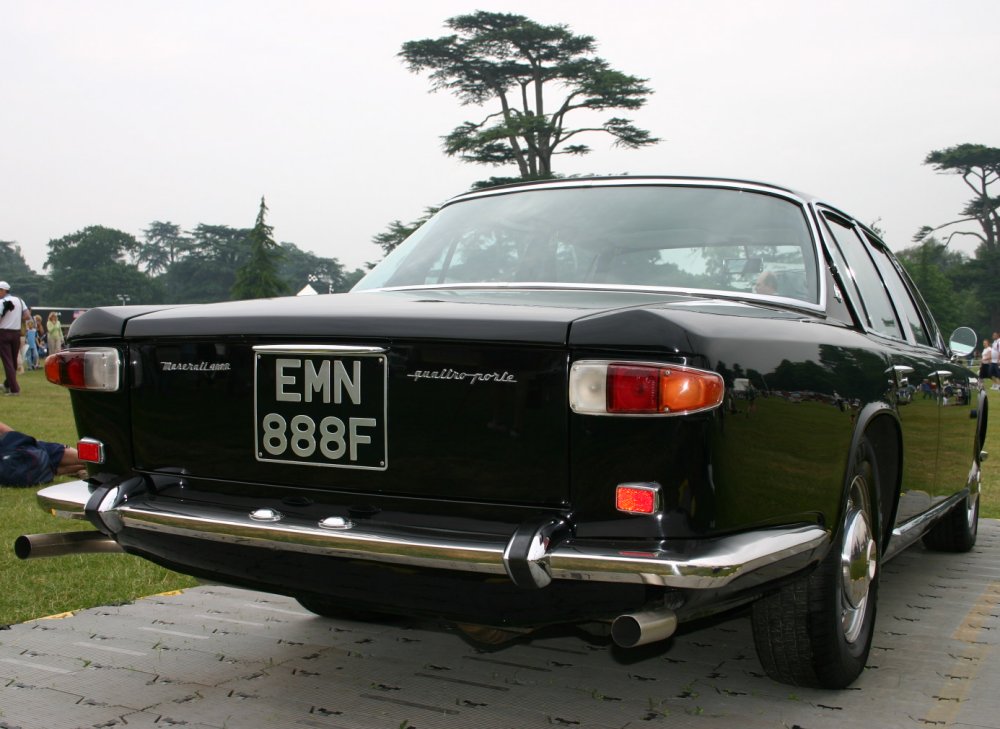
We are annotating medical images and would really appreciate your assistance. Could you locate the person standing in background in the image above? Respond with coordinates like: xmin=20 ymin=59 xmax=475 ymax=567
xmin=46 ymin=311 xmax=63 ymax=354
xmin=16 ymin=315 xmax=26 ymax=374
xmin=33 ymin=314 xmax=47 ymax=358
xmin=0 ymin=281 xmax=30 ymax=396
xmin=23 ymin=319 xmax=39 ymax=370
xmin=992 ymin=332 xmax=1000 ymax=391
xmin=980 ymin=339 xmax=992 ymax=390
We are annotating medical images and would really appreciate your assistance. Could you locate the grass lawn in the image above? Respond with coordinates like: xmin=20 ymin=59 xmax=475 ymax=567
xmin=0 ymin=367 xmax=997 ymax=626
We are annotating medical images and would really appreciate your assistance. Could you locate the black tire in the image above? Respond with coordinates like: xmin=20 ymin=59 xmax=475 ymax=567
xmin=922 ymin=487 xmax=979 ymax=552
xmin=751 ymin=438 xmax=880 ymax=688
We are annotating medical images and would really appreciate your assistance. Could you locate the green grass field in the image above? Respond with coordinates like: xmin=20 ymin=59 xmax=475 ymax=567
xmin=0 ymin=367 xmax=996 ymax=626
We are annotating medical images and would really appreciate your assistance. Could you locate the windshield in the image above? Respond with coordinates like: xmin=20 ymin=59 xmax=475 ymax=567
xmin=355 ymin=184 xmax=820 ymax=304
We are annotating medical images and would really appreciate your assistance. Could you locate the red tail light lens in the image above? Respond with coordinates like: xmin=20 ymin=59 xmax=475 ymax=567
xmin=608 ymin=365 xmax=660 ymax=413
xmin=45 ymin=348 xmax=121 ymax=391
xmin=570 ymin=361 xmax=724 ymax=416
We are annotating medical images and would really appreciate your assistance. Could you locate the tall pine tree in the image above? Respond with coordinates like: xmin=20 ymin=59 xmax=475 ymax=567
xmin=231 ymin=197 xmax=288 ymax=300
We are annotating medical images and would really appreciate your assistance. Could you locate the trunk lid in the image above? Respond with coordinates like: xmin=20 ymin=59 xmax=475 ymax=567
xmin=99 ymin=290 xmax=783 ymax=509
xmin=120 ymin=290 xmax=681 ymax=508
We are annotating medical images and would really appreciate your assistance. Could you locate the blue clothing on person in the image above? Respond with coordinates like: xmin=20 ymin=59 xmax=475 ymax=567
xmin=0 ymin=430 xmax=66 ymax=486
xmin=25 ymin=328 xmax=38 ymax=369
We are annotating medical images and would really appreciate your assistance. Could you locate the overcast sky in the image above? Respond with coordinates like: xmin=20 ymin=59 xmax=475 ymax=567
xmin=3 ymin=0 xmax=998 ymax=280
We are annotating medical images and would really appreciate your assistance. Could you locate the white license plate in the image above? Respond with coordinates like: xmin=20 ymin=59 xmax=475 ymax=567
xmin=253 ymin=347 xmax=387 ymax=470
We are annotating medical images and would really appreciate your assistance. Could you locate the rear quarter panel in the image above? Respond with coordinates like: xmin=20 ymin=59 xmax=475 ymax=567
xmin=568 ymin=303 xmax=892 ymax=537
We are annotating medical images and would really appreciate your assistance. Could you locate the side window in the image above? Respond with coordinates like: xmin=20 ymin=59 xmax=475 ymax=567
xmin=822 ymin=213 xmax=903 ymax=340
xmin=894 ymin=260 xmax=943 ymax=349
xmin=863 ymin=233 xmax=931 ymax=346
xmin=822 ymin=234 xmax=864 ymax=326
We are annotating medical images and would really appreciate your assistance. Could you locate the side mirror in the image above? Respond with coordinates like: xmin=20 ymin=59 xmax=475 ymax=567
xmin=948 ymin=326 xmax=977 ymax=357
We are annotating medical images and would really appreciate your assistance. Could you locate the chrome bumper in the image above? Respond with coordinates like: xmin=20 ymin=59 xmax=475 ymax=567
xmin=35 ymin=480 xmax=828 ymax=590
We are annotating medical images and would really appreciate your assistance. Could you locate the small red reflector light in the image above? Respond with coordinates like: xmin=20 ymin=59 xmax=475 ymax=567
xmin=77 ymin=438 xmax=104 ymax=464
xmin=616 ymin=484 xmax=659 ymax=515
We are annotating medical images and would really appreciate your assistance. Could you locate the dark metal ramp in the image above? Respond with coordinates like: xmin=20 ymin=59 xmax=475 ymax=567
xmin=2 ymin=520 xmax=1000 ymax=728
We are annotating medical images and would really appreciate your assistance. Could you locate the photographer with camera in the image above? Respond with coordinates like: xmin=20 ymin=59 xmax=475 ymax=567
xmin=0 ymin=281 xmax=30 ymax=396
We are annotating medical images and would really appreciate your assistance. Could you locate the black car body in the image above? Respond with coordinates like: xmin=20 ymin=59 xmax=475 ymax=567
xmin=23 ymin=177 xmax=984 ymax=688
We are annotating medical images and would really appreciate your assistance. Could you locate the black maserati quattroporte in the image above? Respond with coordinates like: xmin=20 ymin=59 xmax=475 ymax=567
xmin=23 ymin=177 xmax=984 ymax=688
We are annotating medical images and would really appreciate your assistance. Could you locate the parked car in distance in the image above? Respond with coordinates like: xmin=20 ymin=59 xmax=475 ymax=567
xmin=22 ymin=177 xmax=984 ymax=688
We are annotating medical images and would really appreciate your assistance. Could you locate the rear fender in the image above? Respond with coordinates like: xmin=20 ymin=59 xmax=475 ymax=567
xmin=844 ymin=402 xmax=901 ymax=557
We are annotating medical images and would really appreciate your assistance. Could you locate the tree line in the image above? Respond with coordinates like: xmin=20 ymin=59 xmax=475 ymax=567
xmin=0 ymin=197 xmax=367 ymax=308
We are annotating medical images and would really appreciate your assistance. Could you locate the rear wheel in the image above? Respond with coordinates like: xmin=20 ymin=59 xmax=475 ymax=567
xmin=751 ymin=438 xmax=880 ymax=688
xmin=922 ymin=484 xmax=979 ymax=552
xmin=924 ymin=403 xmax=982 ymax=553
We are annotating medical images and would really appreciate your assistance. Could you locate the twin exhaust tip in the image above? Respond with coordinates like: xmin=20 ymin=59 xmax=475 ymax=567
xmin=14 ymin=531 xmax=124 ymax=560
xmin=611 ymin=608 xmax=678 ymax=648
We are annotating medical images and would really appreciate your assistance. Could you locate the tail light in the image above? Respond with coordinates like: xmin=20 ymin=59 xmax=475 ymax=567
xmin=570 ymin=361 xmax=724 ymax=416
xmin=45 ymin=348 xmax=121 ymax=391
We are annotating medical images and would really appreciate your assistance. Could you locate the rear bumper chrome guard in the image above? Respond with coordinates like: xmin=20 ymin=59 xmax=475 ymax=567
xmin=36 ymin=480 xmax=828 ymax=590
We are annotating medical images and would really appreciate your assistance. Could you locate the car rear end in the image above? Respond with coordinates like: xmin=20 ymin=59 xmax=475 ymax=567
xmin=24 ymin=178 xmax=833 ymax=645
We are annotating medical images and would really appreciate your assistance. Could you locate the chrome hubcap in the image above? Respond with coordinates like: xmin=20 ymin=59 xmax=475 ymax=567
xmin=967 ymin=491 xmax=979 ymax=531
xmin=840 ymin=475 xmax=876 ymax=644
xmin=967 ymin=466 xmax=980 ymax=531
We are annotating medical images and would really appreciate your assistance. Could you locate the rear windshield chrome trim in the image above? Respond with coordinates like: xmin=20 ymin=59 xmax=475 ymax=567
xmin=355 ymin=283 xmax=826 ymax=313
xmin=452 ymin=176 xmax=809 ymax=204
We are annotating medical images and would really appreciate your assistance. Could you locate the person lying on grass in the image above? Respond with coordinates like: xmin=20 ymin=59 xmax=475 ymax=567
xmin=0 ymin=421 xmax=85 ymax=486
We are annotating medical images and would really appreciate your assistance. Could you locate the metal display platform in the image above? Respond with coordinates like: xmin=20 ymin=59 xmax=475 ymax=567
xmin=1 ymin=520 xmax=999 ymax=729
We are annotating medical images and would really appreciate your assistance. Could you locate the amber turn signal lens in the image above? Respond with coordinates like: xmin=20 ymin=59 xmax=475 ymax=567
xmin=659 ymin=368 xmax=725 ymax=414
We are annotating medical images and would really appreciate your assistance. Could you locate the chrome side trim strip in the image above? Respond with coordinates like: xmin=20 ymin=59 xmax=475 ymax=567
xmin=34 ymin=481 xmax=829 ymax=589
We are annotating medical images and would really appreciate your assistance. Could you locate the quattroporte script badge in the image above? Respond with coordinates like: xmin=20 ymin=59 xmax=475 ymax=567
xmin=406 ymin=369 xmax=517 ymax=384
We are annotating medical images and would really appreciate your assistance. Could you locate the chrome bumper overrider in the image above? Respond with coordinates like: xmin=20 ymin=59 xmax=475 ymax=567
xmin=34 ymin=480 xmax=828 ymax=590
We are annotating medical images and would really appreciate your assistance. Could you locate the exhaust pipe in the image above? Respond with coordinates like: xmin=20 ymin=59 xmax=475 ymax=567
xmin=611 ymin=608 xmax=678 ymax=648
xmin=15 ymin=531 xmax=124 ymax=560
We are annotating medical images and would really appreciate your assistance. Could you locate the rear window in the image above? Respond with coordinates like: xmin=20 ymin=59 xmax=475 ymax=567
xmin=356 ymin=185 xmax=820 ymax=304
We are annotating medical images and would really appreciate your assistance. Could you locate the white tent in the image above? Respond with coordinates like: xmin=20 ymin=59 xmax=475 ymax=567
xmin=296 ymin=283 xmax=318 ymax=296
